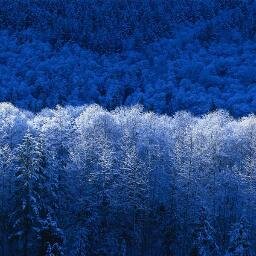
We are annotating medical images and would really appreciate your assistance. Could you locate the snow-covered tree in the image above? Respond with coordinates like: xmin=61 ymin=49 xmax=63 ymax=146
xmin=0 ymin=104 xmax=256 ymax=254
xmin=9 ymin=132 xmax=44 ymax=255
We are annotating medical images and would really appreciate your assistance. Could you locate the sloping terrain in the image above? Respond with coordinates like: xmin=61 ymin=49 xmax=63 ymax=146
xmin=0 ymin=0 xmax=256 ymax=116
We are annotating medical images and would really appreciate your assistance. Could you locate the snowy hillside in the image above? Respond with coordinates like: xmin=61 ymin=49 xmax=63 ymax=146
xmin=0 ymin=103 xmax=256 ymax=255
xmin=1 ymin=1 xmax=256 ymax=255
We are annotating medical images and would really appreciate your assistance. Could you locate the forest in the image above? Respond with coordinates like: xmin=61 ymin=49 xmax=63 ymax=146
xmin=1 ymin=0 xmax=256 ymax=255
xmin=0 ymin=103 xmax=256 ymax=255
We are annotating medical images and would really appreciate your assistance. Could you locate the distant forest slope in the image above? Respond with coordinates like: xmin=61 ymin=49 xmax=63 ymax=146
xmin=0 ymin=0 xmax=256 ymax=116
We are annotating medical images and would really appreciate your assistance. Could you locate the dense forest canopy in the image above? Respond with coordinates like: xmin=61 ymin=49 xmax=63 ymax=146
xmin=1 ymin=1 xmax=256 ymax=255
xmin=0 ymin=0 xmax=246 ymax=52
xmin=0 ymin=0 xmax=255 ymax=116
xmin=0 ymin=103 xmax=256 ymax=255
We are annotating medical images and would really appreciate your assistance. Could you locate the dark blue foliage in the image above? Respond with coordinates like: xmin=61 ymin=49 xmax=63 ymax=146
xmin=1 ymin=1 xmax=256 ymax=255
xmin=0 ymin=0 xmax=255 ymax=116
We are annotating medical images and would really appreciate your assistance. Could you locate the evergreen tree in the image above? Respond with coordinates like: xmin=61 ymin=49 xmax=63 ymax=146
xmin=9 ymin=132 xmax=44 ymax=255
xmin=226 ymin=216 xmax=253 ymax=256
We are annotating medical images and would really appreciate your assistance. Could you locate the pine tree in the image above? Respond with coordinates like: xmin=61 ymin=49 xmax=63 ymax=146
xmin=190 ymin=207 xmax=220 ymax=256
xmin=9 ymin=132 xmax=44 ymax=256
xmin=225 ymin=216 xmax=253 ymax=256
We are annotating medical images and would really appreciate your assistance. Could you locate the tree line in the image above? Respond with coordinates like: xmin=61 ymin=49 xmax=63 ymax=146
xmin=0 ymin=103 xmax=255 ymax=255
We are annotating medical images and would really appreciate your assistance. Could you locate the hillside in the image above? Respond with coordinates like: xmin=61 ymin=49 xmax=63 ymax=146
xmin=0 ymin=0 xmax=256 ymax=116
xmin=1 ymin=1 xmax=256 ymax=255
xmin=0 ymin=103 xmax=256 ymax=255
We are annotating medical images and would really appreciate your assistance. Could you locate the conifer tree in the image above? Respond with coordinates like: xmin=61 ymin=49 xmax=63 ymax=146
xmin=10 ymin=132 xmax=43 ymax=255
